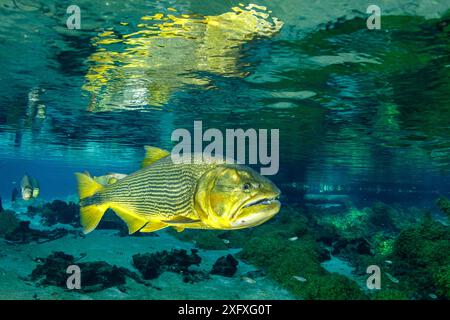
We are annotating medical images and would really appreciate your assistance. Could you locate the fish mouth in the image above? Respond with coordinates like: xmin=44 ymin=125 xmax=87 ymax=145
xmin=231 ymin=194 xmax=281 ymax=229
xmin=243 ymin=195 xmax=280 ymax=208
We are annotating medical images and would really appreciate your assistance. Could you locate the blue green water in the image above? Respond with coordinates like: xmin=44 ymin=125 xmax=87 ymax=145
xmin=0 ymin=0 xmax=449 ymax=300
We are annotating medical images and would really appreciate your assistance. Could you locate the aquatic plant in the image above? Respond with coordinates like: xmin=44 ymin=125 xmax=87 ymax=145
xmin=434 ymin=266 xmax=450 ymax=298
xmin=368 ymin=202 xmax=398 ymax=232
xmin=436 ymin=196 xmax=450 ymax=218
xmin=168 ymin=205 xmax=309 ymax=250
xmin=389 ymin=217 xmax=450 ymax=299
xmin=168 ymin=229 xmax=229 ymax=250
xmin=292 ymin=273 xmax=366 ymax=300
xmin=372 ymin=235 xmax=395 ymax=257
xmin=238 ymin=230 xmax=365 ymax=299
xmin=319 ymin=202 xmax=405 ymax=243
xmin=40 ymin=200 xmax=80 ymax=226
xmin=371 ymin=289 xmax=409 ymax=300
xmin=0 ymin=210 xmax=20 ymax=236
xmin=319 ymin=207 xmax=369 ymax=239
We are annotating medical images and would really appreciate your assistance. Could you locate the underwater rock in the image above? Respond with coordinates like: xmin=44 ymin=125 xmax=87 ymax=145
xmin=30 ymin=251 xmax=133 ymax=292
xmin=312 ymin=222 xmax=342 ymax=246
xmin=31 ymin=251 xmax=74 ymax=287
xmin=182 ymin=270 xmax=211 ymax=284
xmin=242 ymin=270 xmax=266 ymax=279
xmin=0 ymin=195 xmax=3 ymax=212
xmin=332 ymin=238 xmax=372 ymax=257
xmin=40 ymin=200 xmax=79 ymax=226
xmin=0 ymin=210 xmax=71 ymax=243
xmin=0 ymin=210 xmax=20 ymax=236
xmin=132 ymin=249 xmax=202 ymax=282
xmin=210 ymin=255 xmax=239 ymax=277
xmin=68 ymin=261 xmax=127 ymax=293
xmin=4 ymin=221 xmax=69 ymax=244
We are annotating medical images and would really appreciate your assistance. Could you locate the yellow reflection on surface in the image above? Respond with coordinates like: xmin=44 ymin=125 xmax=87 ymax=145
xmin=83 ymin=4 xmax=283 ymax=112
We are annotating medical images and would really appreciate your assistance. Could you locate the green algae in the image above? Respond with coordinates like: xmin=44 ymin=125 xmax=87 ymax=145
xmin=235 ymin=205 xmax=366 ymax=299
xmin=0 ymin=210 xmax=20 ymax=236
xmin=436 ymin=197 xmax=450 ymax=218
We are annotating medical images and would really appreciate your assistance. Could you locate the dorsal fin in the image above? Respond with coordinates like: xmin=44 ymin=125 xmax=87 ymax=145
xmin=141 ymin=146 xmax=170 ymax=168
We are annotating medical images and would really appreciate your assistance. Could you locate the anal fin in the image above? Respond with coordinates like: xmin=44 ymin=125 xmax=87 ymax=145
xmin=111 ymin=205 xmax=148 ymax=234
xmin=140 ymin=221 xmax=168 ymax=233
xmin=173 ymin=226 xmax=185 ymax=232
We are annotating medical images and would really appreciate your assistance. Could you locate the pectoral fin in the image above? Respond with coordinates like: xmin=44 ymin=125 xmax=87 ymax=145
xmin=161 ymin=216 xmax=201 ymax=224
xmin=111 ymin=206 xmax=148 ymax=234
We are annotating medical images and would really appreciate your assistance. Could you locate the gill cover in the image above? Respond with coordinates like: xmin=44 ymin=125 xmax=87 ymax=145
xmin=194 ymin=166 xmax=231 ymax=229
xmin=194 ymin=165 xmax=258 ymax=229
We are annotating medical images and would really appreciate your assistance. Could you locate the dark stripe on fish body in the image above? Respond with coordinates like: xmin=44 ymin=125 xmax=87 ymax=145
xmin=98 ymin=157 xmax=216 ymax=218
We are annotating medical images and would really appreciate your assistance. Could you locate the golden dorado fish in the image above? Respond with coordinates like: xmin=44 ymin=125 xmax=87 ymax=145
xmin=75 ymin=146 xmax=281 ymax=234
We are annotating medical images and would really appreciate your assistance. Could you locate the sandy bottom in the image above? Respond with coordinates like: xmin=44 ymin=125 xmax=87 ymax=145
xmin=0 ymin=229 xmax=294 ymax=300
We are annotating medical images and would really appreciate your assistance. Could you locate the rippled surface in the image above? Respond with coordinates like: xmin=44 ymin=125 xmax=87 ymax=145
xmin=1 ymin=0 xmax=450 ymax=197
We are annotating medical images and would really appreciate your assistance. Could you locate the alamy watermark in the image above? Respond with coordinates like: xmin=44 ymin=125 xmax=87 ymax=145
xmin=66 ymin=265 xmax=81 ymax=290
xmin=366 ymin=5 xmax=381 ymax=30
xmin=366 ymin=265 xmax=381 ymax=290
xmin=171 ymin=121 xmax=279 ymax=176
xmin=66 ymin=5 xmax=81 ymax=30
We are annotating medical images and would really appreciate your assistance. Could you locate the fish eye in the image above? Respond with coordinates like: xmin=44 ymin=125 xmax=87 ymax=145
xmin=242 ymin=183 xmax=252 ymax=191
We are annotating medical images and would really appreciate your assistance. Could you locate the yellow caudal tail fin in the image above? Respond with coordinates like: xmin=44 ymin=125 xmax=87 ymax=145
xmin=75 ymin=172 xmax=104 ymax=200
xmin=75 ymin=172 xmax=108 ymax=234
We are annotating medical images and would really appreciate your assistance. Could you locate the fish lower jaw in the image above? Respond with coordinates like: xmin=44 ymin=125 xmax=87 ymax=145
xmin=230 ymin=202 xmax=280 ymax=229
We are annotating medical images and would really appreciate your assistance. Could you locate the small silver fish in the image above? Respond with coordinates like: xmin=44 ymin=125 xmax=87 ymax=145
xmin=241 ymin=276 xmax=256 ymax=284
xmin=292 ymin=275 xmax=307 ymax=282
xmin=385 ymin=272 xmax=399 ymax=284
